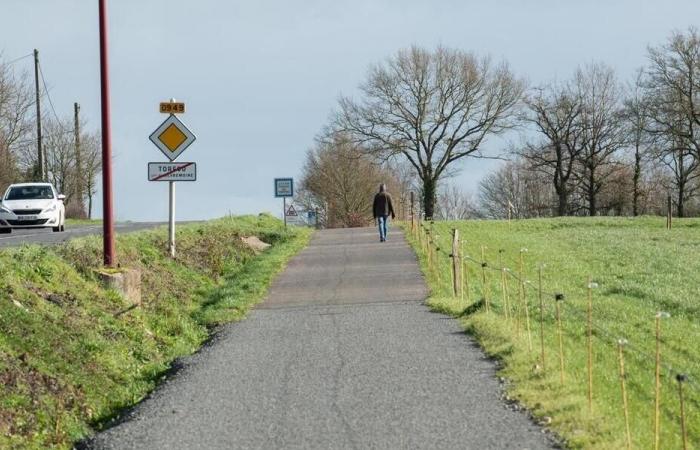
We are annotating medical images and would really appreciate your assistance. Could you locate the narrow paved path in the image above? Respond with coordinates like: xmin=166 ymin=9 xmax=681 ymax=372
xmin=88 ymin=228 xmax=555 ymax=450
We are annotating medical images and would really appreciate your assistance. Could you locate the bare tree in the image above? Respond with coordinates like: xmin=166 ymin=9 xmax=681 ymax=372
xmin=595 ymin=163 xmax=634 ymax=215
xmin=477 ymin=159 xmax=551 ymax=219
xmin=436 ymin=184 xmax=479 ymax=220
xmin=300 ymin=134 xmax=402 ymax=228
xmin=336 ymin=46 xmax=524 ymax=219
xmin=649 ymin=137 xmax=700 ymax=217
xmin=43 ymin=117 xmax=74 ymax=198
xmin=521 ymin=82 xmax=585 ymax=215
xmin=386 ymin=159 xmax=419 ymax=220
xmin=17 ymin=114 xmax=100 ymax=218
xmin=574 ymin=63 xmax=628 ymax=216
xmin=0 ymin=59 xmax=34 ymax=190
xmin=623 ymin=71 xmax=655 ymax=216
xmin=82 ymin=133 xmax=101 ymax=219
xmin=642 ymin=28 xmax=700 ymax=159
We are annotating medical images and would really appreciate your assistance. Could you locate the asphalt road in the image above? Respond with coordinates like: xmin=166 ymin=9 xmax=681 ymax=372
xmin=86 ymin=227 xmax=556 ymax=450
xmin=0 ymin=222 xmax=163 ymax=248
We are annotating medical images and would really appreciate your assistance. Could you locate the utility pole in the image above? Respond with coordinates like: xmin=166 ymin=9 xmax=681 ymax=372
xmin=99 ymin=0 xmax=116 ymax=267
xmin=33 ymin=49 xmax=44 ymax=180
xmin=74 ymin=102 xmax=85 ymax=218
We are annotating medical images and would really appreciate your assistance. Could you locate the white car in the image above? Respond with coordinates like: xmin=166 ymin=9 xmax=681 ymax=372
xmin=0 ymin=183 xmax=66 ymax=234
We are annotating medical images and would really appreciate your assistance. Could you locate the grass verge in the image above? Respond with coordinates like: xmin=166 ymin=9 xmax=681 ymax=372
xmin=0 ymin=214 xmax=311 ymax=449
xmin=65 ymin=219 xmax=101 ymax=227
xmin=403 ymin=217 xmax=699 ymax=449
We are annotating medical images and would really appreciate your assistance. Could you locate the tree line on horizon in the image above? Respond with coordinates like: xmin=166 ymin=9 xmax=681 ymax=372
xmin=299 ymin=27 xmax=700 ymax=226
xmin=0 ymin=59 xmax=102 ymax=219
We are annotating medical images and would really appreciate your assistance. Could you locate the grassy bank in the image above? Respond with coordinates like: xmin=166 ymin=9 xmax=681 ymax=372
xmin=0 ymin=214 xmax=311 ymax=449
xmin=404 ymin=217 xmax=699 ymax=449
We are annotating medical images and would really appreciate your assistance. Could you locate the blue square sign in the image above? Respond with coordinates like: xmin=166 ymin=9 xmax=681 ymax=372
xmin=274 ymin=178 xmax=294 ymax=198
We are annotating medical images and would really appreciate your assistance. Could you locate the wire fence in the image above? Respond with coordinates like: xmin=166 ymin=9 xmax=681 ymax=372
xmin=407 ymin=219 xmax=697 ymax=449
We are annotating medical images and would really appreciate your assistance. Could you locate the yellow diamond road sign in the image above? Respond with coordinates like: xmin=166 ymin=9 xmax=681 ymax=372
xmin=149 ymin=115 xmax=196 ymax=161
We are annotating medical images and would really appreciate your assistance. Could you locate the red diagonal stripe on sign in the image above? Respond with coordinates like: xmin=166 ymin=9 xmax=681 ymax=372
xmin=152 ymin=162 xmax=194 ymax=181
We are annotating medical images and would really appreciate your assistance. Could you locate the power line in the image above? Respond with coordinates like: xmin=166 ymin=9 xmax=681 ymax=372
xmin=10 ymin=130 xmax=75 ymax=146
xmin=37 ymin=61 xmax=68 ymax=131
xmin=3 ymin=53 xmax=33 ymax=66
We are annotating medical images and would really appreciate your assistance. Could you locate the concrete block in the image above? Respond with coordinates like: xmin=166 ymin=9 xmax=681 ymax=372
xmin=96 ymin=268 xmax=142 ymax=306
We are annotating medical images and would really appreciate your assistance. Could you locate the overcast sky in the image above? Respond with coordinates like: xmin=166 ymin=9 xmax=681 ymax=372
xmin=1 ymin=0 xmax=699 ymax=221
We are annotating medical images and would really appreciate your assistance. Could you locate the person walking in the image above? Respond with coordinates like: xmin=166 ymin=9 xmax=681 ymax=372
xmin=373 ymin=183 xmax=395 ymax=242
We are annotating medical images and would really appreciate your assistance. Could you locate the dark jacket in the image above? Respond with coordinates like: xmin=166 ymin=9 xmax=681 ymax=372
xmin=373 ymin=192 xmax=395 ymax=218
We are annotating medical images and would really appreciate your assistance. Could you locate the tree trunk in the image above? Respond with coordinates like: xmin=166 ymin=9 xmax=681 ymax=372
xmin=422 ymin=176 xmax=437 ymax=219
xmin=588 ymin=167 xmax=597 ymax=216
xmin=633 ymin=147 xmax=641 ymax=216
xmin=554 ymin=184 xmax=568 ymax=216
xmin=677 ymin=149 xmax=685 ymax=218
xmin=553 ymin=165 xmax=568 ymax=216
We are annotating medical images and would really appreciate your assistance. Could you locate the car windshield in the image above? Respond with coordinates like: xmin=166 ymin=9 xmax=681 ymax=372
xmin=5 ymin=186 xmax=54 ymax=201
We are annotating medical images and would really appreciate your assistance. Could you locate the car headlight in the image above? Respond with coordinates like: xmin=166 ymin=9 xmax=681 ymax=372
xmin=0 ymin=206 xmax=11 ymax=214
xmin=44 ymin=204 xmax=57 ymax=213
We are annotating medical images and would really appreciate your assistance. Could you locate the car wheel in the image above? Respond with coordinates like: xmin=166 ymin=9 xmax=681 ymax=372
xmin=52 ymin=226 xmax=60 ymax=232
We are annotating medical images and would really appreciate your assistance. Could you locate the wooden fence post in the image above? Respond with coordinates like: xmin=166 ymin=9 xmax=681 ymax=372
xmin=410 ymin=191 xmax=416 ymax=236
xmin=677 ymin=374 xmax=689 ymax=450
xmin=538 ymin=265 xmax=546 ymax=371
xmin=481 ymin=246 xmax=490 ymax=313
xmin=452 ymin=229 xmax=460 ymax=297
xmin=555 ymin=293 xmax=565 ymax=385
xmin=618 ymin=339 xmax=632 ymax=450
xmin=587 ymin=278 xmax=597 ymax=414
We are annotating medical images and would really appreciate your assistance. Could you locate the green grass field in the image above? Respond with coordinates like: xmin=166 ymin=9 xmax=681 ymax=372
xmin=404 ymin=217 xmax=699 ymax=449
xmin=0 ymin=214 xmax=311 ymax=449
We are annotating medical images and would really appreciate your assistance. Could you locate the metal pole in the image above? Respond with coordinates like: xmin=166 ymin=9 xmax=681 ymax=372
xmin=169 ymin=181 xmax=175 ymax=257
xmin=33 ymin=49 xmax=43 ymax=180
xmin=99 ymin=0 xmax=116 ymax=267
xmin=167 ymin=98 xmax=177 ymax=257
xmin=283 ymin=197 xmax=287 ymax=227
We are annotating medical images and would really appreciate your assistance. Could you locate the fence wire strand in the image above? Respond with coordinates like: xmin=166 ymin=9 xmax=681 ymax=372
xmin=417 ymin=223 xmax=699 ymax=395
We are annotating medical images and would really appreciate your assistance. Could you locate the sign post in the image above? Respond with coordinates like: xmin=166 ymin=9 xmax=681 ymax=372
xmin=274 ymin=178 xmax=294 ymax=227
xmin=149 ymin=98 xmax=196 ymax=257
